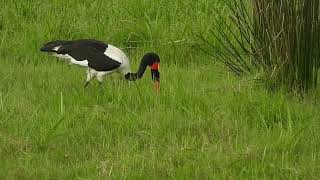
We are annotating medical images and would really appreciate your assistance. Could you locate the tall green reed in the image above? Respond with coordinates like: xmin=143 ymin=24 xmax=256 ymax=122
xmin=198 ymin=0 xmax=320 ymax=92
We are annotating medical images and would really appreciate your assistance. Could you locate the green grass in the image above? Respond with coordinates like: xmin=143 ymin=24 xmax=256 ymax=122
xmin=1 ymin=0 xmax=320 ymax=179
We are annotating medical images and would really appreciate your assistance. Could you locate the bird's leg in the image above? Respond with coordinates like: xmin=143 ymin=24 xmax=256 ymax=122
xmin=96 ymin=75 xmax=104 ymax=88
xmin=84 ymin=81 xmax=90 ymax=88
xmin=67 ymin=59 xmax=73 ymax=68
xmin=84 ymin=69 xmax=96 ymax=88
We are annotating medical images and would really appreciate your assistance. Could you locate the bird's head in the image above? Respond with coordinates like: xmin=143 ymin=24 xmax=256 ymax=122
xmin=125 ymin=52 xmax=160 ymax=91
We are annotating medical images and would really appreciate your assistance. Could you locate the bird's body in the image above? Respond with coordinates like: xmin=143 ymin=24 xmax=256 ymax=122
xmin=40 ymin=39 xmax=160 ymax=89
xmin=41 ymin=39 xmax=131 ymax=87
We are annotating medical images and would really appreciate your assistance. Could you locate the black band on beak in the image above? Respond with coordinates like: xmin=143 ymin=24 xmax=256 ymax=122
xmin=151 ymin=69 xmax=160 ymax=82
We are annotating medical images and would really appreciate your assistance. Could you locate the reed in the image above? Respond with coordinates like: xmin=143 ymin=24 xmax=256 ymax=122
xmin=199 ymin=0 xmax=320 ymax=92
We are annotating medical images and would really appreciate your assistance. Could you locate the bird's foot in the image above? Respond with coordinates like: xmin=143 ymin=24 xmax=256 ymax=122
xmin=84 ymin=81 xmax=90 ymax=88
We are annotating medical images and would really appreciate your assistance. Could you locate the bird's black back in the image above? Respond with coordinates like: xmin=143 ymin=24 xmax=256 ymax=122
xmin=72 ymin=39 xmax=108 ymax=53
xmin=56 ymin=40 xmax=121 ymax=71
xmin=40 ymin=39 xmax=108 ymax=53
xmin=41 ymin=39 xmax=122 ymax=71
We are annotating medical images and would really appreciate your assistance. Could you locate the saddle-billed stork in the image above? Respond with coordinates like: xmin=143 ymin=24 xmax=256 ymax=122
xmin=40 ymin=39 xmax=160 ymax=90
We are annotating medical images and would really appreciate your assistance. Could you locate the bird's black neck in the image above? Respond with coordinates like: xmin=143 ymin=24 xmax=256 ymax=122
xmin=135 ymin=62 xmax=148 ymax=79
xmin=124 ymin=64 xmax=147 ymax=81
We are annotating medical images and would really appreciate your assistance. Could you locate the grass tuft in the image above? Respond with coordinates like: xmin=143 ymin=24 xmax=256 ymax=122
xmin=198 ymin=0 xmax=320 ymax=92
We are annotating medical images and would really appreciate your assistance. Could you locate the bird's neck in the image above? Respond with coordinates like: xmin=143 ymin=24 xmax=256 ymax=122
xmin=124 ymin=62 xmax=147 ymax=81
xmin=135 ymin=63 xmax=148 ymax=79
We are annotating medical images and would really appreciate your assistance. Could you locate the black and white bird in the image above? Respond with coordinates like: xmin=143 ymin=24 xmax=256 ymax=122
xmin=40 ymin=39 xmax=160 ymax=89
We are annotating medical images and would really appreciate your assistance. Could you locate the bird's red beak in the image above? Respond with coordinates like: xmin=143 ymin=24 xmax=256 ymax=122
xmin=150 ymin=62 xmax=160 ymax=92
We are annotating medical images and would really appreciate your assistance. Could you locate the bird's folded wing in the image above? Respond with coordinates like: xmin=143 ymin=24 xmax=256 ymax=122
xmin=79 ymin=39 xmax=108 ymax=53
xmin=87 ymin=52 xmax=121 ymax=71
xmin=56 ymin=44 xmax=89 ymax=61
xmin=57 ymin=45 xmax=121 ymax=71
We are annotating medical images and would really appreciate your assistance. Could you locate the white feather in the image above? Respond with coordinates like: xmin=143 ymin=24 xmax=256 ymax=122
xmin=69 ymin=58 xmax=89 ymax=67
xmin=105 ymin=44 xmax=131 ymax=74
xmin=53 ymin=46 xmax=61 ymax=51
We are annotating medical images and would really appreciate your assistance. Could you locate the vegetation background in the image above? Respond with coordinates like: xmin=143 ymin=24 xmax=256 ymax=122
xmin=0 ymin=0 xmax=320 ymax=179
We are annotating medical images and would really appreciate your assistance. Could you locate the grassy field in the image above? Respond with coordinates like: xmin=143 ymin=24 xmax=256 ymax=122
xmin=1 ymin=0 xmax=320 ymax=179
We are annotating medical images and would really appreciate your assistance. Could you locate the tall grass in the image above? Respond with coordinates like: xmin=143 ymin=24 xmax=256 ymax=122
xmin=198 ymin=0 xmax=320 ymax=92
xmin=0 ymin=0 xmax=220 ymax=65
